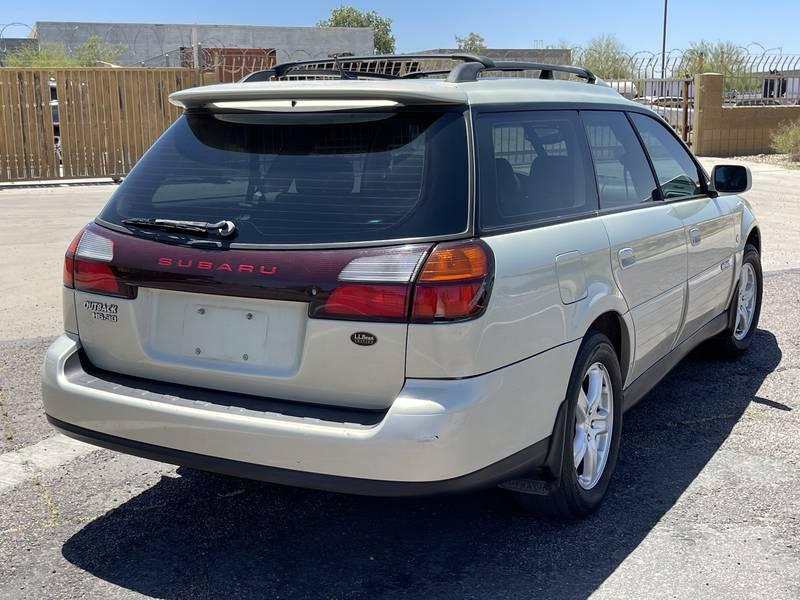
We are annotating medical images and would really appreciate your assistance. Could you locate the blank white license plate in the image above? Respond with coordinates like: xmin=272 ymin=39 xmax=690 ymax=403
xmin=182 ymin=304 xmax=269 ymax=364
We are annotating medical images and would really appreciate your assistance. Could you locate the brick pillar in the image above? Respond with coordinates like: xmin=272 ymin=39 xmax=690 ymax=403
xmin=693 ymin=73 xmax=724 ymax=156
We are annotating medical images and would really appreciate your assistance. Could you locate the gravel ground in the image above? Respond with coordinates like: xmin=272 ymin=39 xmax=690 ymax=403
xmin=730 ymin=154 xmax=799 ymax=168
xmin=0 ymin=338 xmax=57 ymax=453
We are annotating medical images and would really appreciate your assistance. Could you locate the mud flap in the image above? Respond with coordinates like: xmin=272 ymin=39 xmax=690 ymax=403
xmin=497 ymin=399 xmax=568 ymax=496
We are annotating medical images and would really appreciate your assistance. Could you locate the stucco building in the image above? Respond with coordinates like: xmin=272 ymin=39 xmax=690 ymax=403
xmin=32 ymin=21 xmax=375 ymax=65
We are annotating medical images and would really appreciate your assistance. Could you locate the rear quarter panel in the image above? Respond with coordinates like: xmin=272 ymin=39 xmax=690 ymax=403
xmin=406 ymin=218 xmax=630 ymax=379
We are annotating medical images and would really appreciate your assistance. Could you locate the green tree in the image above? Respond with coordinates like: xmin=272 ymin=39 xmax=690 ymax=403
xmin=455 ymin=32 xmax=487 ymax=54
xmin=5 ymin=36 xmax=123 ymax=67
xmin=317 ymin=6 xmax=395 ymax=55
xmin=72 ymin=36 xmax=124 ymax=66
xmin=681 ymin=40 xmax=749 ymax=92
xmin=575 ymin=34 xmax=632 ymax=80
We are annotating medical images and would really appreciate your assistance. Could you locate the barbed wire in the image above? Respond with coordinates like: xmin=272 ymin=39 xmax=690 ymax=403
xmin=570 ymin=47 xmax=800 ymax=79
xmin=2 ymin=21 xmax=799 ymax=88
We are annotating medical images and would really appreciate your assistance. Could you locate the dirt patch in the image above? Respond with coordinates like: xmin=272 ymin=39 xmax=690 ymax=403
xmin=730 ymin=153 xmax=800 ymax=168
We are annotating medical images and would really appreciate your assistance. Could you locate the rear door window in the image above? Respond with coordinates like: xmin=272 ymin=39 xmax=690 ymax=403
xmin=581 ymin=111 xmax=659 ymax=210
xmin=99 ymin=109 xmax=469 ymax=245
xmin=628 ymin=112 xmax=703 ymax=199
xmin=476 ymin=110 xmax=598 ymax=230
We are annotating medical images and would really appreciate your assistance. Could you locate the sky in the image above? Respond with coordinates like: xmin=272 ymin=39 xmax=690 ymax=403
xmin=2 ymin=0 xmax=799 ymax=54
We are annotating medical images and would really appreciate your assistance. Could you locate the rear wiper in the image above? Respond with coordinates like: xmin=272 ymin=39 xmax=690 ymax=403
xmin=122 ymin=218 xmax=236 ymax=238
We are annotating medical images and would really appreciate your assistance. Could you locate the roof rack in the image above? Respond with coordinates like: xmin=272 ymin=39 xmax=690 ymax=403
xmin=242 ymin=54 xmax=596 ymax=85
xmin=449 ymin=61 xmax=596 ymax=84
xmin=244 ymin=53 xmax=485 ymax=82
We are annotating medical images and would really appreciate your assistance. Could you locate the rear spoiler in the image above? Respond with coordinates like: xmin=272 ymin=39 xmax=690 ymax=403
xmin=169 ymin=81 xmax=468 ymax=111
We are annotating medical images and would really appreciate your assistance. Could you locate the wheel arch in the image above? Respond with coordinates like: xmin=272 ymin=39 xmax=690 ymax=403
xmin=746 ymin=225 xmax=761 ymax=254
xmin=584 ymin=310 xmax=633 ymax=386
xmin=736 ymin=196 xmax=760 ymax=255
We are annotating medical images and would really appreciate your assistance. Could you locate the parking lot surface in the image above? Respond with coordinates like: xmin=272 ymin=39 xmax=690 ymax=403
xmin=1 ymin=159 xmax=799 ymax=599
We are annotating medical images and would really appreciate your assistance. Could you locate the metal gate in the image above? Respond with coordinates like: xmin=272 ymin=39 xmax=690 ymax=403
xmin=607 ymin=78 xmax=694 ymax=144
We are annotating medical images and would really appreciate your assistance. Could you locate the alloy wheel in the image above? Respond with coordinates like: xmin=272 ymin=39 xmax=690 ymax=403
xmin=734 ymin=262 xmax=758 ymax=341
xmin=573 ymin=362 xmax=614 ymax=490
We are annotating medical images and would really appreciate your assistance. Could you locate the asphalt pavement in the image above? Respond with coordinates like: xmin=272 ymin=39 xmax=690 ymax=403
xmin=0 ymin=159 xmax=798 ymax=599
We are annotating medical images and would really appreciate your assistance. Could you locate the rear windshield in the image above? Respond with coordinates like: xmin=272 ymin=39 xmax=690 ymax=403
xmin=99 ymin=109 xmax=469 ymax=245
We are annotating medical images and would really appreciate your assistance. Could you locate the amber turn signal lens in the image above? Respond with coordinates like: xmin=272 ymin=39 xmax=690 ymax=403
xmin=410 ymin=240 xmax=494 ymax=323
xmin=417 ymin=243 xmax=489 ymax=282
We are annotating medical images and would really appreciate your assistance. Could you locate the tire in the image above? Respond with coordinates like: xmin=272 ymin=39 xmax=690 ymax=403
xmin=514 ymin=332 xmax=623 ymax=518
xmin=713 ymin=243 xmax=763 ymax=356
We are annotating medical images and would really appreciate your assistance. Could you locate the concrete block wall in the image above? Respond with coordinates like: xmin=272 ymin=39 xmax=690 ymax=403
xmin=694 ymin=73 xmax=800 ymax=156
xmin=33 ymin=21 xmax=375 ymax=66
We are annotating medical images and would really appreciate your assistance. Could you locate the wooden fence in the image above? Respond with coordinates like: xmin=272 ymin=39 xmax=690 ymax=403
xmin=0 ymin=68 xmax=201 ymax=182
xmin=0 ymin=69 xmax=58 ymax=181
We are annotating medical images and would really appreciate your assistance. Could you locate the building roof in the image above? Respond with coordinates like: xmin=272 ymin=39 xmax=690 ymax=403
xmin=33 ymin=20 xmax=372 ymax=33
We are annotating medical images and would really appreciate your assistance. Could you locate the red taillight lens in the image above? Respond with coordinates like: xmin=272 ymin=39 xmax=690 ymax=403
xmin=313 ymin=284 xmax=409 ymax=321
xmin=74 ymin=259 xmax=123 ymax=295
xmin=65 ymin=226 xmax=135 ymax=299
xmin=63 ymin=229 xmax=86 ymax=288
xmin=411 ymin=241 xmax=493 ymax=323
xmin=410 ymin=281 xmax=485 ymax=321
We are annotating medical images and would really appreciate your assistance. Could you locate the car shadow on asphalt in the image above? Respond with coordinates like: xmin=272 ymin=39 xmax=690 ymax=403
xmin=61 ymin=329 xmax=782 ymax=600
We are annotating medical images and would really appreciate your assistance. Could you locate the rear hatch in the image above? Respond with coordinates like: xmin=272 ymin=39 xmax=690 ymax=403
xmin=70 ymin=102 xmax=472 ymax=410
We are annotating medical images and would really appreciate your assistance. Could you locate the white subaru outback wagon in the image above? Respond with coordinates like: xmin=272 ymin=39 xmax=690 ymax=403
xmin=42 ymin=55 xmax=762 ymax=517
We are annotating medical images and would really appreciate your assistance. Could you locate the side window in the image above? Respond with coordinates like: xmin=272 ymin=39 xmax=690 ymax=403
xmin=477 ymin=110 xmax=598 ymax=230
xmin=629 ymin=113 xmax=703 ymax=199
xmin=581 ymin=111 xmax=659 ymax=210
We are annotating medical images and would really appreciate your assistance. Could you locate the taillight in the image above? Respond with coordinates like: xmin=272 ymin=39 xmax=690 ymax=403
xmin=63 ymin=228 xmax=85 ymax=288
xmin=74 ymin=260 xmax=126 ymax=295
xmin=310 ymin=248 xmax=426 ymax=322
xmin=311 ymin=240 xmax=493 ymax=323
xmin=64 ymin=226 xmax=135 ymax=299
xmin=321 ymin=284 xmax=409 ymax=320
xmin=411 ymin=240 xmax=493 ymax=322
xmin=410 ymin=281 xmax=485 ymax=321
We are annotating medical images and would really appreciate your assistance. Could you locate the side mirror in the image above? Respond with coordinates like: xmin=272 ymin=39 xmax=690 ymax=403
xmin=709 ymin=164 xmax=752 ymax=195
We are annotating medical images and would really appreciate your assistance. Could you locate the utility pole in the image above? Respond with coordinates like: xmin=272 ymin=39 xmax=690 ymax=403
xmin=661 ymin=0 xmax=668 ymax=96
xmin=661 ymin=0 xmax=668 ymax=77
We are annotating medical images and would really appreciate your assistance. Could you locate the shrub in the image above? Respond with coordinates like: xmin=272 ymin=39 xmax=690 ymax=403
xmin=771 ymin=119 xmax=800 ymax=162
xmin=4 ymin=36 xmax=123 ymax=67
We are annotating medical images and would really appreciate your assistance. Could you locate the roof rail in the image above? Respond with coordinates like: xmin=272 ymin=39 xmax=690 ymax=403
xmin=243 ymin=53 xmax=492 ymax=82
xmin=241 ymin=54 xmax=596 ymax=85
xmin=448 ymin=61 xmax=596 ymax=84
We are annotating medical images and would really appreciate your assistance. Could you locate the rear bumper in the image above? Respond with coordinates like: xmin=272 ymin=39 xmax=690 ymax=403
xmin=47 ymin=415 xmax=553 ymax=496
xmin=42 ymin=334 xmax=578 ymax=495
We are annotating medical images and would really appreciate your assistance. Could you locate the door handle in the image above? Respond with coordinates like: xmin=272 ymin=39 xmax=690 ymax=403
xmin=618 ymin=247 xmax=636 ymax=269
xmin=689 ymin=227 xmax=702 ymax=246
